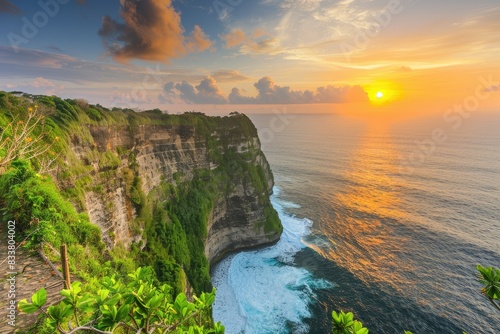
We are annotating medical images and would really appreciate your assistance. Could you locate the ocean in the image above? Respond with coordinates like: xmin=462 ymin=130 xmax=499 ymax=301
xmin=211 ymin=112 xmax=500 ymax=334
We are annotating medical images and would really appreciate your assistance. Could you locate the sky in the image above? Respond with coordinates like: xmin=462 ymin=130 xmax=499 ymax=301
xmin=0 ymin=0 xmax=499 ymax=116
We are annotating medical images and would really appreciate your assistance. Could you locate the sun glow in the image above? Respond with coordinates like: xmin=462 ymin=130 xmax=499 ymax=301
xmin=364 ymin=81 xmax=402 ymax=106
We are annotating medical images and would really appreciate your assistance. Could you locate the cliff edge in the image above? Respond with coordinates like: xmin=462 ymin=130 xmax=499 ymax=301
xmin=0 ymin=93 xmax=282 ymax=295
xmin=74 ymin=114 xmax=282 ymax=266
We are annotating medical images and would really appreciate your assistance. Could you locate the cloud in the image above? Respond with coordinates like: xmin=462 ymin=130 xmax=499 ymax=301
xmin=163 ymin=76 xmax=369 ymax=104
xmin=0 ymin=0 xmax=20 ymax=14
xmin=162 ymin=76 xmax=227 ymax=104
xmin=210 ymin=70 xmax=250 ymax=83
xmin=262 ymin=0 xmax=323 ymax=11
xmin=227 ymin=87 xmax=255 ymax=104
xmin=223 ymin=28 xmax=280 ymax=55
xmin=185 ymin=25 xmax=212 ymax=53
xmin=232 ymin=76 xmax=368 ymax=104
xmin=223 ymin=29 xmax=246 ymax=47
xmin=0 ymin=46 xmax=231 ymax=90
xmin=3 ymin=76 xmax=63 ymax=96
xmin=98 ymin=0 xmax=212 ymax=63
xmin=33 ymin=77 xmax=56 ymax=88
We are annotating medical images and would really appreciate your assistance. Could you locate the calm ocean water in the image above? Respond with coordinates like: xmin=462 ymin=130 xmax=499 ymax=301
xmin=212 ymin=113 xmax=500 ymax=334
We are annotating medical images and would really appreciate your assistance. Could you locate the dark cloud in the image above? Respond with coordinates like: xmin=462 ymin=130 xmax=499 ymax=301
xmin=227 ymin=87 xmax=254 ymax=104
xmin=162 ymin=76 xmax=227 ymax=104
xmin=246 ymin=76 xmax=309 ymax=104
xmin=99 ymin=0 xmax=212 ymax=63
xmin=0 ymin=0 xmax=21 ymax=15
xmin=163 ymin=76 xmax=369 ymax=104
xmin=228 ymin=77 xmax=368 ymax=104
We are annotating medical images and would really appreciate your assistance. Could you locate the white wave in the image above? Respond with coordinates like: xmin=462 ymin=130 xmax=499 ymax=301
xmin=212 ymin=254 xmax=246 ymax=334
xmin=212 ymin=186 xmax=333 ymax=334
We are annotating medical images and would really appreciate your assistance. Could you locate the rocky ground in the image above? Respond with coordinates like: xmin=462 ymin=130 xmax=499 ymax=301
xmin=0 ymin=223 xmax=64 ymax=333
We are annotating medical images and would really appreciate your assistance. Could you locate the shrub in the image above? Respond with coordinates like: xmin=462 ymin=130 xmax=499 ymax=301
xmin=18 ymin=267 xmax=224 ymax=334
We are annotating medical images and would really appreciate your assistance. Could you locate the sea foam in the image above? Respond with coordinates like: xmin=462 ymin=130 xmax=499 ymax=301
xmin=212 ymin=187 xmax=333 ymax=334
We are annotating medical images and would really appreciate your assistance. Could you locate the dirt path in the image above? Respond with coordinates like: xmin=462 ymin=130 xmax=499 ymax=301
xmin=0 ymin=222 xmax=64 ymax=333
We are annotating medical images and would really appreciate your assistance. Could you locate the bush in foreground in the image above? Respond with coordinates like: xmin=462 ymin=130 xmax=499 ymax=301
xmin=19 ymin=267 xmax=224 ymax=334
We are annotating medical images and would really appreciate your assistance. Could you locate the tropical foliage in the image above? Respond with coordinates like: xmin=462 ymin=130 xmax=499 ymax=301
xmin=477 ymin=265 xmax=500 ymax=311
xmin=19 ymin=267 xmax=224 ymax=334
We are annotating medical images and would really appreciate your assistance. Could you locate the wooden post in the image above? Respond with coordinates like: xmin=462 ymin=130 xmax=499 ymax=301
xmin=60 ymin=244 xmax=71 ymax=289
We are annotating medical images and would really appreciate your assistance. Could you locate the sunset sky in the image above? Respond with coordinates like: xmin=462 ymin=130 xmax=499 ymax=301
xmin=1 ymin=0 xmax=499 ymax=115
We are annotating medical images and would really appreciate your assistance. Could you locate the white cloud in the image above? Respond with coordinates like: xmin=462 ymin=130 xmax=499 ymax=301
xmin=33 ymin=77 xmax=56 ymax=88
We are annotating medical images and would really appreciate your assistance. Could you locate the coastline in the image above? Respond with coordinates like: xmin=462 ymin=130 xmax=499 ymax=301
xmin=210 ymin=187 xmax=332 ymax=334
xmin=209 ymin=237 xmax=282 ymax=269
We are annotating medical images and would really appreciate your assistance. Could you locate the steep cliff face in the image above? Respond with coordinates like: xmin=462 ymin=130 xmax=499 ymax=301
xmin=205 ymin=150 xmax=278 ymax=265
xmin=86 ymin=124 xmax=210 ymax=194
xmin=74 ymin=124 xmax=209 ymax=247
xmin=65 ymin=113 xmax=281 ymax=271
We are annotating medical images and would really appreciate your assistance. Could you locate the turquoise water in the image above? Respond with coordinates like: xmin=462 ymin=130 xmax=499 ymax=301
xmin=212 ymin=113 xmax=500 ymax=333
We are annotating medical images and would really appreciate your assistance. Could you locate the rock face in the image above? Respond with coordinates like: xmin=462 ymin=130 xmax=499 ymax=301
xmin=86 ymin=124 xmax=210 ymax=194
xmin=67 ymin=115 xmax=281 ymax=266
xmin=205 ymin=152 xmax=278 ymax=265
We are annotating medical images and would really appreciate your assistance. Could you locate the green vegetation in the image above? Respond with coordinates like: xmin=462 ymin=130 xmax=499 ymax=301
xmin=165 ymin=172 xmax=214 ymax=293
xmin=1 ymin=90 xmax=281 ymax=332
xmin=0 ymin=159 xmax=105 ymax=278
xmin=19 ymin=267 xmax=224 ymax=334
xmin=331 ymin=311 xmax=369 ymax=334
xmin=477 ymin=265 xmax=500 ymax=311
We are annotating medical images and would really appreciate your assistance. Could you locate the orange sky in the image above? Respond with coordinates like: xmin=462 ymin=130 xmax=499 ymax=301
xmin=0 ymin=0 xmax=499 ymax=116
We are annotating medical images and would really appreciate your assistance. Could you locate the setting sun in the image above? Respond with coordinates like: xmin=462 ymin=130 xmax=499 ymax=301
xmin=376 ymin=91 xmax=384 ymax=99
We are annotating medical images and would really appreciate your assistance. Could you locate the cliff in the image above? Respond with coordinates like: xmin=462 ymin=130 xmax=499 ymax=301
xmin=0 ymin=93 xmax=282 ymax=295
xmin=76 ymin=120 xmax=281 ymax=264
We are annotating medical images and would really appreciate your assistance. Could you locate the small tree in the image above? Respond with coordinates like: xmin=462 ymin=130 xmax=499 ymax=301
xmin=0 ymin=104 xmax=58 ymax=175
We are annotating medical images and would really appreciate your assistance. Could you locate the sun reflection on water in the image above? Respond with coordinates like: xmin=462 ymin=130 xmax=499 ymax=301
xmin=307 ymin=125 xmax=415 ymax=291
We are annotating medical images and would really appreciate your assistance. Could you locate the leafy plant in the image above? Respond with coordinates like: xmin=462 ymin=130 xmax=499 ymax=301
xmin=19 ymin=267 xmax=224 ymax=334
xmin=477 ymin=265 xmax=500 ymax=311
xmin=331 ymin=311 xmax=369 ymax=334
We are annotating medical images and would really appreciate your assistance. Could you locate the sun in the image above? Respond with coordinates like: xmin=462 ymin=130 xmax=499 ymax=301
xmin=365 ymin=81 xmax=401 ymax=105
